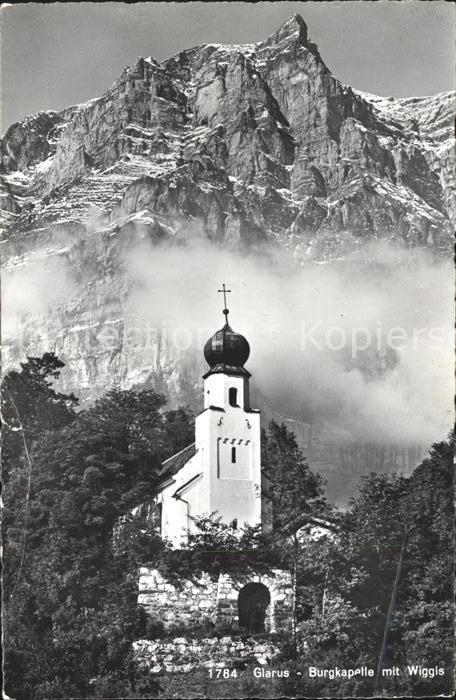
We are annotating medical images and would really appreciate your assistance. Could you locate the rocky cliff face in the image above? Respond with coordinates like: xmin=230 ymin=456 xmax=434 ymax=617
xmin=1 ymin=15 xmax=453 ymax=503
xmin=2 ymin=15 xmax=453 ymax=250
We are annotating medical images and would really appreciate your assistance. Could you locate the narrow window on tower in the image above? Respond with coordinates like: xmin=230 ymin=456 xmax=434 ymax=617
xmin=229 ymin=387 xmax=238 ymax=406
xmin=231 ymin=446 xmax=237 ymax=463
xmin=151 ymin=502 xmax=162 ymax=534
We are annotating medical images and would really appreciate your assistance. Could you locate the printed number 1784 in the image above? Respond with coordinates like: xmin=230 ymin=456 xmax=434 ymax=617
xmin=208 ymin=668 xmax=238 ymax=679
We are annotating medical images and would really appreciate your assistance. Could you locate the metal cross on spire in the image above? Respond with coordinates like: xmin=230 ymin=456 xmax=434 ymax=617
xmin=218 ymin=283 xmax=231 ymax=320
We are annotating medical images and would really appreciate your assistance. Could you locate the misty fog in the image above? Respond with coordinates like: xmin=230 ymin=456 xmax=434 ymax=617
xmin=2 ymin=231 xmax=454 ymax=450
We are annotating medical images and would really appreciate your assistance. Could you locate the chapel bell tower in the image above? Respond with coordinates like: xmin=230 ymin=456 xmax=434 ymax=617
xmin=195 ymin=284 xmax=262 ymax=528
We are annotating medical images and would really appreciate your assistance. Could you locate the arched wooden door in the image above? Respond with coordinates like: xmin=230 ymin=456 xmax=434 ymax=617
xmin=238 ymin=582 xmax=270 ymax=632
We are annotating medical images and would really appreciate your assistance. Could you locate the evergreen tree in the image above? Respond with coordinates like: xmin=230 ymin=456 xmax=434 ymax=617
xmin=261 ymin=421 xmax=330 ymax=533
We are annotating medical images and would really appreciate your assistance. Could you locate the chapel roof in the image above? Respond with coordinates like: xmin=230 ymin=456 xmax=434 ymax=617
xmin=203 ymin=321 xmax=250 ymax=372
xmin=159 ymin=442 xmax=196 ymax=481
xmin=202 ymin=283 xmax=251 ymax=377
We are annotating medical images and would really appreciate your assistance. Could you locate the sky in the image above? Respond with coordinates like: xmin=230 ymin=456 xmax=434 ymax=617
xmin=1 ymin=1 xmax=454 ymax=132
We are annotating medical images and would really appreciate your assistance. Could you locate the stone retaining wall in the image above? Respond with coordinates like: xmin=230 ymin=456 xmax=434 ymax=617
xmin=133 ymin=635 xmax=282 ymax=674
xmin=138 ymin=567 xmax=294 ymax=633
xmin=138 ymin=569 xmax=219 ymax=628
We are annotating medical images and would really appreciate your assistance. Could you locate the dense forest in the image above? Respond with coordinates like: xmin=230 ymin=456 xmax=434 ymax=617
xmin=2 ymin=354 xmax=454 ymax=698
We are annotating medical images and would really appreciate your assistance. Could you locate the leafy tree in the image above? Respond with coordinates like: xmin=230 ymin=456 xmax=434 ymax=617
xmin=260 ymin=421 xmax=333 ymax=641
xmin=280 ymin=432 xmax=454 ymax=698
xmin=2 ymin=357 xmax=193 ymax=699
xmin=2 ymin=352 xmax=77 ymax=449
xmin=2 ymin=354 xmax=78 ymax=599
xmin=261 ymin=421 xmax=330 ymax=533
xmin=163 ymin=406 xmax=195 ymax=458
xmin=385 ymin=435 xmax=454 ymax=696
xmin=158 ymin=514 xmax=274 ymax=587
xmin=3 ymin=355 xmax=453 ymax=698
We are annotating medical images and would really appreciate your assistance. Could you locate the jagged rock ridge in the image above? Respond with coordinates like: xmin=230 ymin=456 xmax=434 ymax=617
xmin=2 ymin=14 xmax=454 ymax=254
xmin=1 ymin=15 xmax=453 ymax=503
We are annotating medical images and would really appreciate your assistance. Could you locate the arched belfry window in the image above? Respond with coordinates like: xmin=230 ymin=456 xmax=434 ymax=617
xmin=229 ymin=387 xmax=238 ymax=406
xmin=231 ymin=446 xmax=237 ymax=463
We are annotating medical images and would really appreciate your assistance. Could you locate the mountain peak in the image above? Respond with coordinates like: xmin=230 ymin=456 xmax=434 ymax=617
xmin=285 ymin=13 xmax=308 ymax=29
xmin=257 ymin=13 xmax=323 ymax=60
xmin=272 ymin=13 xmax=309 ymax=44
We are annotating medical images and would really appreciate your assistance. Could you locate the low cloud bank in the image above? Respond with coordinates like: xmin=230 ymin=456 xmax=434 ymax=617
xmin=126 ymin=235 xmax=454 ymax=445
xmin=2 ymin=233 xmax=453 ymax=447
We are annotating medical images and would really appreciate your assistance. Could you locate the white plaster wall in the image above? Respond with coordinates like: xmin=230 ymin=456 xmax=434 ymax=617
xmin=203 ymin=373 xmax=249 ymax=410
xmin=160 ymin=371 xmax=263 ymax=546
xmin=198 ymin=375 xmax=262 ymax=530
xmin=160 ymin=453 xmax=210 ymax=546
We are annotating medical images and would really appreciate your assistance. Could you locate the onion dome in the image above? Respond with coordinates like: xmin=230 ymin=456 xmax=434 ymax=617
xmin=203 ymin=306 xmax=250 ymax=377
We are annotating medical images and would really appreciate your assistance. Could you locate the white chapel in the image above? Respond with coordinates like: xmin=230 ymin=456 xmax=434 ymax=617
xmin=153 ymin=286 xmax=271 ymax=547
xmin=137 ymin=288 xmax=293 ymax=634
